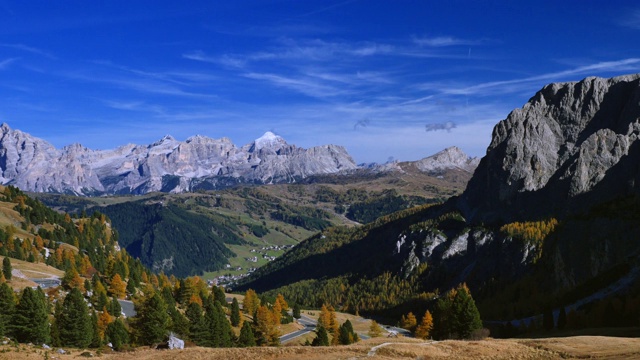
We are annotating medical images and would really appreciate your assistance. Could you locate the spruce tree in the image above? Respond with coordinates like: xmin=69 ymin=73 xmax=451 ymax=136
xmin=110 ymin=296 xmax=122 ymax=317
xmin=2 ymin=257 xmax=11 ymax=280
xmin=237 ymin=320 xmax=256 ymax=347
xmin=58 ymin=287 xmax=93 ymax=348
xmin=51 ymin=300 xmax=63 ymax=347
xmin=168 ymin=306 xmax=190 ymax=338
xmin=90 ymin=310 xmax=101 ymax=348
xmin=433 ymin=292 xmax=453 ymax=340
xmin=230 ymin=297 xmax=241 ymax=327
xmin=106 ymin=318 xmax=130 ymax=351
xmin=0 ymin=283 xmax=15 ymax=337
xmin=212 ymin=285 xmax=226 ymax=306
xmin=135 ymin=293 xmax=169 ymax=345
xmin=311 ymin=326 xmax=329 ymax=346
xmin=185 ymin=302 xmax=206 ymax=343
xmin=126 ymin=278 xmax=137 ymax=297
xmin=12 ymin=287 xmax=50 ymax=344
xmin=293 ymin=303 xmax=301 ymax=319
xmin=338 ymin=320 xmax=357 ymax=345
xmin=451 ymin=284 xmax=482 ymax=339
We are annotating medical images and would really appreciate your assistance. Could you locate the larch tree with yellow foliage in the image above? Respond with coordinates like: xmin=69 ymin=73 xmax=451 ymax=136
xmin=243 ymin=289 xmax=260 ymax=315
xmin=400 ymin=312 xmax=417 ymax=333
xmin=415 ymin=310 xmax=433 ymax=339
xmin=109 ymin=274 xmax=126 ymax=299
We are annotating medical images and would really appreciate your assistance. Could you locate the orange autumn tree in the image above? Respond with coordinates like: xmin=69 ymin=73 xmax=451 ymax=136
xmin=254 ymin=305 xmax=280 ymax=345
xmin=109 ymin=274 xmax=126 ymax=299
xmin=243 ymin=289 xmax=260 ymax=315
xmin=415 ymin=310 xmax=433 ymax=339
xmin=400 ymin=312 xmax=418 ymax=333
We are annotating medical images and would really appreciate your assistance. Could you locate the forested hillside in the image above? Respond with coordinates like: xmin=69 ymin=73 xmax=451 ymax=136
xmin=100 ymin=202 xmax=242 ymax=277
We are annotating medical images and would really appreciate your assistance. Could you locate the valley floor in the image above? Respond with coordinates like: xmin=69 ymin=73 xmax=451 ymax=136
xmin=3 ymin=336 xmax=640 ymax=360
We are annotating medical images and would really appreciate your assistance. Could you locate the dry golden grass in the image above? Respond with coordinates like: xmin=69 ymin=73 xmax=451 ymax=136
xmin=2 ymin=276 xmax=37 ymax=291
xmin=0 ymin=255 xmax=64 ymax=278
xmin=3 ymin=336 xmax=640 ymax=360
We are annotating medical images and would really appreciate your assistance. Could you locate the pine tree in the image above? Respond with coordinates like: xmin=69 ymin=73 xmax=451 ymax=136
xmin=212 ymin=285 xmax=226 ymax=306
xmin=12 ymin=287 xmax=50 ymax=344
xmin=110 ymin=295 xmax=122 ymax=317
xmin=368 ymin=320 xmax=383 ymax=338
xmin=415 ymin=310 xmax=434 ymax=339
xmin=237 ymin=320 xmax=256 ymax=347
xmin=168 ymin=306 xmax=190 ymax=338
xmin=3 ymin=257 xmax=11 ymax=280
xmin=126 ymin=279 xmax=137 ymax=296
xmin=338 ymin=320 xmax=357 ymax=345
xmin=57 ymin=287 xmax=93 ymax=348
xmin=311 ymin=325 xmax=329 ymax=346
xmin=185 ymin=302 xmax=206 ymax=343
xmin=293 ymin=303 xmax=301 ymax=319
xmin=0 ymin=283 xmax=15 ymax=337
xmin=106 ymin=318 xmax=129 ymax=351
xmin=135 ymin=293 xmax=169 ymax=345
xmin=451 ymin=284 xmax=482 ymax=339
xmin=230 ymin=297 xmax=241 ymax=327
xmin=90 ymin=310 xmax=101 ymax=348
xmin=51 ymin=300 xmax=63 ymax=347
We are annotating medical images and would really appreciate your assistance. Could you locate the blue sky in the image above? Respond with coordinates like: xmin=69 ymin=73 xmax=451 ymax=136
xmin=1 ymin=1 xmax=640 ymax=163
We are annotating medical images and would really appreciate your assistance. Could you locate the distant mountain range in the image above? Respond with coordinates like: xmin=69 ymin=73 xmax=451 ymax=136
xmin=0 ymin=123 xmax=478 ymax=195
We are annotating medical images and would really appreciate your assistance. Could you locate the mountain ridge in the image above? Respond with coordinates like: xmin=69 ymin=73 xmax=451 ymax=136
xmin=0 ymin=123 xmax=478 ymax=196
xmin=0 ymin=124 xmax=358 ymax=195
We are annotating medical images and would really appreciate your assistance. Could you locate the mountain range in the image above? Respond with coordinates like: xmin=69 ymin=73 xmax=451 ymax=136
xmin=0 ymin=124 xmax=478 ymax=195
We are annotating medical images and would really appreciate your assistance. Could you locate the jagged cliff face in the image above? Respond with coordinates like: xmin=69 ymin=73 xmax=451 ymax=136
xmin=460 ymin=74 xmax=640 ymax=223
xmin=0 ymin=126 xmax=358 ymax=195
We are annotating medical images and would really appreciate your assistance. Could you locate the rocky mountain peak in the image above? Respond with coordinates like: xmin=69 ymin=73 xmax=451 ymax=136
xmin=251 ymin=131 xmax=287 ymax=151
xmin=459 ymin=73 xmax=640 ymax=224
xmin=414 ymin=146 xmax=479 ymax=173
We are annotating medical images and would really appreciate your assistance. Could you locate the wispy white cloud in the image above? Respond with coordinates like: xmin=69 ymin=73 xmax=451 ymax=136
xmin=408 ymin=58 xmax=640 ymax=103
xmin=0 ymin=44 xmax=56 ymax=59
xmin=619 ymin=9 xmax=640 ymax=29
xmin=413 ymin=35 xmax=479 ymax=47
xmin=243 ymin=72 xmax=347 ymax=98
xmin=0 ymin=57 xmax=19 ymax=69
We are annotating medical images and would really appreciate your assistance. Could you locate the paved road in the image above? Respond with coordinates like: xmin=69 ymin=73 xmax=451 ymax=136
xmin=280 ymin=315 xmax=317 ymax=343
xmin=118 ymin=299 xmax=137 ymax=317
xmin=384 ymin=325 xmax=412 ymax=337
xmin=30 ymin=278 xmax=61 ymax=289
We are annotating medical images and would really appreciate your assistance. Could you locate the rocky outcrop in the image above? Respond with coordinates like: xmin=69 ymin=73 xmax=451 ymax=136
xmin=459 ymin=74 xmax=640 ymax=223
xmin=0 ymin=126 xmax=358 ymax=195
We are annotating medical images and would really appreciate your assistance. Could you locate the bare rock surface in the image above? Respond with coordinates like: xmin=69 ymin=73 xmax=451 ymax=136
xmin=459 ymin=74 xmax=640 ymax=223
